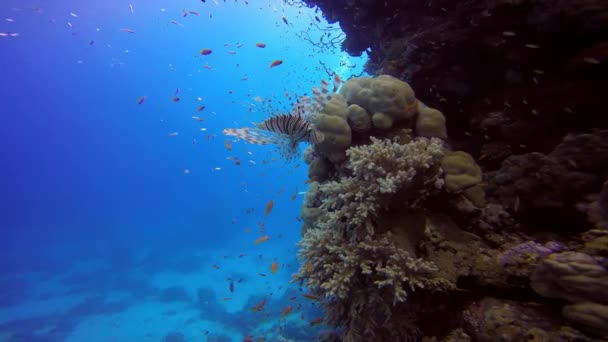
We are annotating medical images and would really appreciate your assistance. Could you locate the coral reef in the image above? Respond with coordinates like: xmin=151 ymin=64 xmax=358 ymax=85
xmin=294 ymin=69 xmax=607 ymax=341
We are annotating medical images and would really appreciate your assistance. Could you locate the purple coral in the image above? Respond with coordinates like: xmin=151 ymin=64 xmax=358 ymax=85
xmin=497 ymin=241 xmax=563 ymax=267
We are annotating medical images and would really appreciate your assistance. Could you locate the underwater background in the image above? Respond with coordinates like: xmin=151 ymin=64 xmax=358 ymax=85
xmin=0 ymin=0 xmax=366 ymax=341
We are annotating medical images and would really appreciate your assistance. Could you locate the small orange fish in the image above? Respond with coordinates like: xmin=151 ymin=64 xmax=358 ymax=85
xmin=291 ymin=187 xmax=298 ymax=201
xmin=269 ymin=59 xmax=283 ymax=68
xmin=265 ymin=199 xmax=274 ymax=216
xmin=310 ymin=317 xmax=323 ymax=326
xmin=137 ymin=96 xmax=146 ymax=105
xmin=282 ymin=305 xmax=292 ymax=318
xmin=254 ymin=96 xmax=263 ymax=103
xmin=302 ymin=293 xmax=320 ymax=301
xmin=255 ymin=42 xmax=266 ymax=48
xmin=224 ymin=140 xmax=232 ymax=151
xmin=200 ymin=48 xmax=212 ymax=55
xmin=250 ymin=298 xmax=266 ymax=312
xmin=196 ymin=105 xmax=206 ymax=112
xmin=271 ymin=261 xmax=279 ymax=274
xmin=253 ymin=235 xmax=270 ymax=244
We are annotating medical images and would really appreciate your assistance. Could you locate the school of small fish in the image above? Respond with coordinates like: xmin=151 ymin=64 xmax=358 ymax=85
xmin=0 ymin=2 xmax=350 ymax=339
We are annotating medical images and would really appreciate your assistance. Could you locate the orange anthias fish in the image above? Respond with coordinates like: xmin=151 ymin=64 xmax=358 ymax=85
xmin=250 ymin=298 xmax=266 ymax=312
xmin=255 ymin=42 xmax=266 ymax=48
xmin=265 ymin=199 xmax=274 ymax=216
xmin=253 ymin=235 xmax=270 ymax=244
xmin=302 ymin=293 xmax=321 ymax=301
xmin=200 ymin=48 xmax=212 ymax=55
xmin=310 ymin=317 xmax=323 ymax=326
xmin=282 ymin=305 xmax=292 ymax=318
xmin=269 ymin=59 xmax=283 ymax=68
xmin=224 ymin=140 xmax=232 ymax=151
xmin=137 ymin=96 xmax=146 ymax=105
xmin=270 ymin=261 xmax=278 ymax=273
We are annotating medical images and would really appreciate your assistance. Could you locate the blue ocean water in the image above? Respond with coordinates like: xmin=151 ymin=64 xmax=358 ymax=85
xmin=0 ymin=1 xmax=367 ymax=341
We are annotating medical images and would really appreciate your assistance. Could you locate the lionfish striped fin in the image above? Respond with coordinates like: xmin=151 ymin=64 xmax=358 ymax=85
xmin=223 ymin=127 xmax=279 ymax=145
xmin=332 ymin=74 xmax=342 ymax=93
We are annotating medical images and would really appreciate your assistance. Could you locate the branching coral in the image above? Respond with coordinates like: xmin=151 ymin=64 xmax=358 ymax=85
xmin=296 ymin=229 xmax=451 ymax=304
xmin=315 ymin=136 xmax=445 ymax=238
xmin=295 ymin=136 xmax=453 ymax=341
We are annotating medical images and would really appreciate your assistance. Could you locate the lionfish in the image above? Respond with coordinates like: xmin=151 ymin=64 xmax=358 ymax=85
xmin=223 ymin=74 xmax=342 ymax=161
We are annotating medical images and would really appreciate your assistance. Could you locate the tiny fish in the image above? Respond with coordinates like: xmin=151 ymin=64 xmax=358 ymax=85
xmin=168 ymin=132 xmax=179 ymax=137
xmin=184 ymin=169 xmax=190 ymax=174
xmin=120 ymin=28 xmax=135 ymax=33
xmin=281 ymin=16 xmax=288 ymax=25
xmin=171 ymin=96 xmax=180 ymax=102
xmin=224 ymin=140 xmax=232 ymax=151
xmin=271 ymin=260 xmax=279 ymax=273
xmin=302 ymin=293 xmax=320 ymax=301
xmin=250 ymin=298 xmax=266 ymax=312
xmin=253 ymin=235 xmax=270 ymax=244
xmin=265 ymin=199 xmax=274 ymax=216
xmin=69 ymin=12 xmax=78 ymax=18
xmin=282 ymin=306 xmax=292 ymax=318
xmin=310 ymin=317 xmax=323 ymax=326
xmin=255 ymin=42 xmax=266 ymax=48
xmin=269 ymin=59 xmax=283 ymax=68
xmin=137 ymin=96 xmax=146 ymax=105
xmin=192 ymin=116 xmax=204 ymax=122
xmin=197 ymin=105 xmax=206 ymax=112
xmin=129 ymin=4 xmax=134 ymax=13
xmin=227 ymin=51 xmax=237 ymax=55
xmin=189 ymin=10 xmax=199 ymax=16
xmin=200 ymin=48 xmax=212 ymax=55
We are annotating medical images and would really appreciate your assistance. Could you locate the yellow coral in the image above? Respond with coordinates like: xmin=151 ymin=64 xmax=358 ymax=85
xmin=312 ymin=94 xmax=352 ymax=163
xmin=441 ymin=151 xmax=482 ymax=192
xmin=415 ymin=101 xmax=447 ymax=139
xmin=340 ymin=75 xmax=417 ymax=130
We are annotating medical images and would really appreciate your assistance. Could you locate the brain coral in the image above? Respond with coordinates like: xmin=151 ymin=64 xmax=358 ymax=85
xmin=340 ymin=75 xmax=418 ymax=130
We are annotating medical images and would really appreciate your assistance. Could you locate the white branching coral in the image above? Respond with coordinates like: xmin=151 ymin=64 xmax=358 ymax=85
xmin=295 ymin=229 xmax=452 ymax=304
xmin=315 ymin=137 xmax=444 ymax=237
xmin=295 ymin=136 xmax=453 ymax=342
